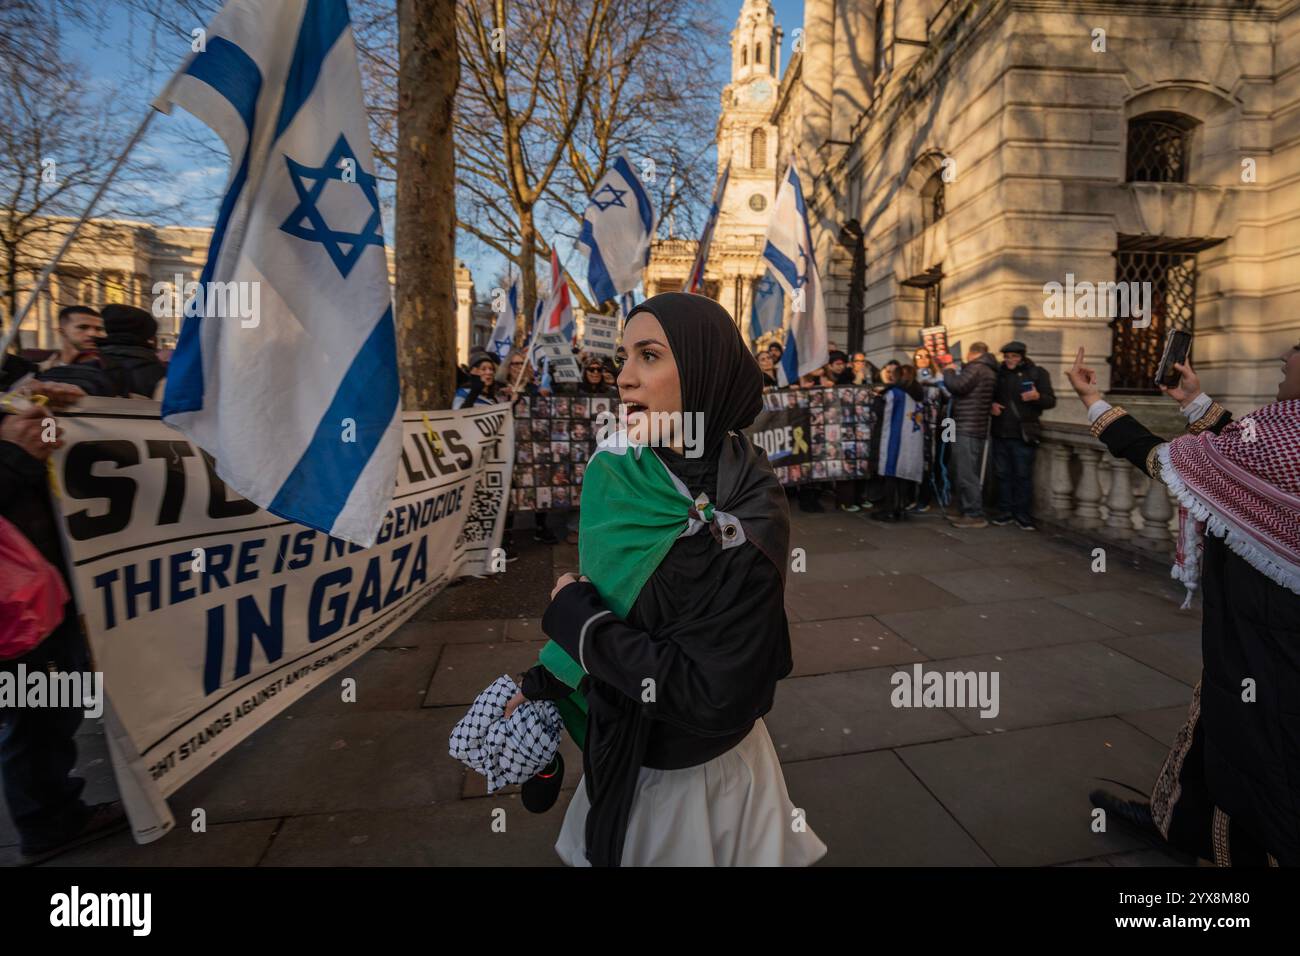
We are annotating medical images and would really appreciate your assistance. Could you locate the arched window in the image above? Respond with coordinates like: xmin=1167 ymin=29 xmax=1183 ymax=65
xmin=1126 ymin=112 xmax=1195 ymax=183
xmin=921 ymin=169 xmax=945 ymax=228
xmin=751 ymin=128 xmax=767 ymax=170
xmin=741 ymin=46 xmax=747 ymax=66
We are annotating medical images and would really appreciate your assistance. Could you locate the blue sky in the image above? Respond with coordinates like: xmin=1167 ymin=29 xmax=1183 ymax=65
xmin=64 ymin=0 xmax=804 ymax=298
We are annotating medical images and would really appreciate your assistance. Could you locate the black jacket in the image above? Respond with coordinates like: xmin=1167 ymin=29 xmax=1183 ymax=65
xmin=37 ymin=337 xmax=167 ymax=399
xmin=1098 ymin=403 xmax=1300 ymax=865
xmin=991 ymin=358 xmax=1057 ymax=443
xmin=941 ymin=352 xmax=1000 ymax=437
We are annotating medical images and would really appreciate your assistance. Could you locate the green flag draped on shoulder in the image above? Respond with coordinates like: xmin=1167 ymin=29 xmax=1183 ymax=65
xmin=537 ymin=433 xmax=702 ymax=744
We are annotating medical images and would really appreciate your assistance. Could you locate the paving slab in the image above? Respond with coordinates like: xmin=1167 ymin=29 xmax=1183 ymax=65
xmin=422 ymin=641 xmax=547 ymax=707
xmin=766 ymin=670 xmax=969 ymax=762
xmin=1118 ymin=703 xmax=1194 ymax=749
xmin=31 ymin=819 xmax=280 ymax=868
xmin=856 ymin=546 xmax=983 ymax=574
xmin=291 ymin=644 xmax=444 ymax=717
xmin=1052 ymin=589 xmax=1199 ymax=636
xmin=260 ymin=794 xmax=572 ymax=866
xmin=922 ymin=565 xmax=1080 ymax=604
xmin=790 ymin=550 xmax=889 ymax=581
xmin=877 ymin=598 xmax=1125 ymax=658
xmin=1103 ymin=630 xmax=1202 ymax=687
xmin=504 ymin=617 xmax=545 ymax=641
xmin=789 ymin=617 xmax=926 ymax=677
xmin=785 ymin=573 xmax=964 ymax=621
xmin=896 ymin=717 xmax=1173 ymax=866
xmin=382 ymin=616 xmax=508 ymax=648
xmin=169 ymin=709 xmax=467 ymax=821
xmin=919 ymin=642 xmax=1193 ymax=733
xmin=781 ymin=751 xmax=994 ymax=866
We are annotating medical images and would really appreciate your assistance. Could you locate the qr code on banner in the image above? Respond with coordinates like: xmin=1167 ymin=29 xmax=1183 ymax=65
xmin=458 ymin=471 xmax=504 ymax=545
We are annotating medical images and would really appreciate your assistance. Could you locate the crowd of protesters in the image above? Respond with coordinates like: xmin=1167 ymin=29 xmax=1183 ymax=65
xmin=0 ymin=301 xmax=171 ymax=865
xmin=749 ymin=337 xmax=1055 ymax=531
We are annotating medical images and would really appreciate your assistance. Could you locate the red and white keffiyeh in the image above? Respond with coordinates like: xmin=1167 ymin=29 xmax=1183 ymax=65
xmin=1158 ymin=399 xmax=1300 ymax=606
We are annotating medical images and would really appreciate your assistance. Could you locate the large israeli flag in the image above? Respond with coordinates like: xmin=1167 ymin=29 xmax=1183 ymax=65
xmin=578 ymin=155 xmax=655 ymax=305
xmin=154 ymin=0 xmax=400 ymax=547
xmin=763 ymin=160 xmax=829 ymax=381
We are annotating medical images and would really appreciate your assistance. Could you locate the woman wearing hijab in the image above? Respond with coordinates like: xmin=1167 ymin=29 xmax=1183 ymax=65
xmin=1068 ymin=345 xmax=1300 ymax=866
xmin=510 ymin=292 xmax=827 ymax=867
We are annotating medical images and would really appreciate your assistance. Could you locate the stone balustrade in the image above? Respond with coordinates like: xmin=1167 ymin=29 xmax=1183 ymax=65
xmin=1031 ymin=421 xmax=1178 ymax=558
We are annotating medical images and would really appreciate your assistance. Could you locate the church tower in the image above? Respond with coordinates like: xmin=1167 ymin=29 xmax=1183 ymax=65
xmin=717 ymin=0 xmax=782 ymax=246
xmin=643 ymin=1 xmax=782 ymax=330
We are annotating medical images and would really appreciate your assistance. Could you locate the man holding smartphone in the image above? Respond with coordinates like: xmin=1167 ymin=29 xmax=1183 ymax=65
xmin=989 ymin=341 xmax=1056 ymax=530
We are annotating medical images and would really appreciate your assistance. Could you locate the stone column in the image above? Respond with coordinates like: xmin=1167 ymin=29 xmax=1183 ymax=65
xmin=892 ymin=0 xmax=929 ymax=77
xmin=799 ymin=0 xmax=835 ymax=180
xmin=1073 ymin=448 xmax=1104 ymax=530
xmin=1048 ymin=442 xmax=1073 ymax=519
xmin=1138 ymin=471 xmax=1174 ymax=550
xmin=1103 ymin=458 xmax=1135 ymax=539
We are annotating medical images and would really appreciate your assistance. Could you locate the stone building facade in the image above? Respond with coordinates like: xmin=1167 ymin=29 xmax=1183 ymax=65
xmin=776 ymin=0 xmax=1299 ymax=549
xmin=7 ymin=217 xmax=483 ymax=363
xmin=783 ymin=0 xmax=1299 ymax=416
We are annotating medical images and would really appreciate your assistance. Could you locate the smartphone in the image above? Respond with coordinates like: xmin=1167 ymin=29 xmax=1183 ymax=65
xmin=1155 ymin=330 xmax=1192 ymax=389
xmin=1019 ymin=379 xmax=1036 ymax=394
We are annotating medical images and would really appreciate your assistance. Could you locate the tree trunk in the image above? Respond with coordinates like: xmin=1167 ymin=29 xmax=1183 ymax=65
xmin=395 ymin=0 xmax=459 ymax=410
xmin=518 ymin=211 xmax=537 ymax=343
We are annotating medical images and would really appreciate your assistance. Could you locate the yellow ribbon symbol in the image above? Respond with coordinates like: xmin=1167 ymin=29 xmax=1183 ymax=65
xmin=421 ymin=412 xmax=444 ymax=455
xmin=792 ymin=425 xmax=809 ymax=455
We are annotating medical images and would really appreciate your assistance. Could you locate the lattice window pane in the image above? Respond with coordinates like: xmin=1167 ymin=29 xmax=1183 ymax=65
xmin=1126 ymin=116 xmax=1190 ymax=183
xmin=1108 ymin=248 xmax=1197 ymax=394
xmin=921 ymin=171 xmax=945 ymax=228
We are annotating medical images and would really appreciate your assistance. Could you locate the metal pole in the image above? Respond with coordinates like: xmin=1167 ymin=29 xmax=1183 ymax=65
xmin=1 ymin=107 xmax=159 ymax=356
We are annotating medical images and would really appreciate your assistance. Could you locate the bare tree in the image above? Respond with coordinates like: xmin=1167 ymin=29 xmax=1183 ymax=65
xmin=0 ymin=21 xmax=177 ymax=345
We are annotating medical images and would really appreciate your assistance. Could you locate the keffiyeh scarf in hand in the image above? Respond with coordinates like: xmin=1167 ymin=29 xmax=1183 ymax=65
xmin=1158 ymin=399 xmax=1300 ymax=607
xmin=448 ymin=674 xmax=563 ymax=792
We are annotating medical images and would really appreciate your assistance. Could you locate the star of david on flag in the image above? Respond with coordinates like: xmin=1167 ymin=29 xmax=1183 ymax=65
xmin=154 ymin=0 xmax=401 ymax=548
xmin=280 ymin=133 xmax=384 ymax=279
xmin=578 ymin=154 xmax=655 ymax=305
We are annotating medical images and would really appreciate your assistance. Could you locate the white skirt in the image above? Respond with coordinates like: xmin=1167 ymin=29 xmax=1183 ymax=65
xmin=555 ymin=718 xmax=827 ymax=867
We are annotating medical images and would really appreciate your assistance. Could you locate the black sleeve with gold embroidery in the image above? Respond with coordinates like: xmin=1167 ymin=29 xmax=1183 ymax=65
xmin=1188 ymin=401 xmax=1231 ymax=436
xmin=1090 ymin=406 xmax=1164 ymax=479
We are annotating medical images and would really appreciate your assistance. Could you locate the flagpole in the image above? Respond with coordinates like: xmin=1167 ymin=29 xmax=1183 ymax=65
xmin=1 ymin=107 xmax=160 ymax=357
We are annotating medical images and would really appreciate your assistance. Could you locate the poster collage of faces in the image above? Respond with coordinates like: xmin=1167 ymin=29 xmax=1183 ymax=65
xmin=509 ymin=394 xmax=616 ymax=511
xmin=762 ymin=386 xmax=877 ymax=485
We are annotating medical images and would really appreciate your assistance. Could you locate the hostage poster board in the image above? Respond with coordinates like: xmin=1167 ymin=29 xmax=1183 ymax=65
xmin=747 ymin=387 xmax=877 ymax=483
xmin=509 ymin=387 xmax=889 ymax=510
xmin=47 ymin=398 xmax=513 ymax=843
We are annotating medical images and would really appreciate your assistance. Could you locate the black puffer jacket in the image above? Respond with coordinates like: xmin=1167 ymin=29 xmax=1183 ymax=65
xmin=941 ymin=352 xmax=999 ymax=437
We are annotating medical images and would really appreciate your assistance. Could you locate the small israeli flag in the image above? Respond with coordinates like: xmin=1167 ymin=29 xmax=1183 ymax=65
xmin=763 ymin=159 xmax=829 ymax=381
xmin=154 ymin=0 xmax=400 ymax=546
xmin=489 ymin=273 xmax=520 ymax=363
xmin=578 ymin=154 xmax=655 ymax=305
xmin=749 ymin=269 xmax=784 ymax=343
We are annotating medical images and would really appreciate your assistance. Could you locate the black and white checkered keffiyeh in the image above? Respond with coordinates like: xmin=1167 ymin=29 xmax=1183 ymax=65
xmin=448 ymin=674 xmax=563 ymax=792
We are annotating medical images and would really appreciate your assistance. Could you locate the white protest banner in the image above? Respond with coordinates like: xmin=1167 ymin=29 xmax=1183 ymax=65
xmin=48 ymin=398 xmax=513 ymax=843
xmin=536 ymin=330 xmax=581 ymax=383
xmin=582 ymin=314 xmax=620 ymax=360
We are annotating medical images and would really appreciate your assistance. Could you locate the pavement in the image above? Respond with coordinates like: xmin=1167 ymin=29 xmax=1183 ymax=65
xmin=1 ymin=497 xmax=1202 ymax=867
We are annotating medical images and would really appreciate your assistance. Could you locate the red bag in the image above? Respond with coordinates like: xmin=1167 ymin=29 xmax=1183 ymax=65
xmin=0 ymin=515 xmax=71 ymax=660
